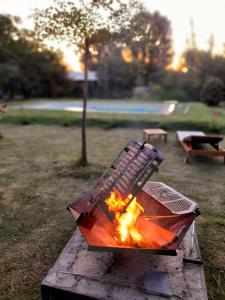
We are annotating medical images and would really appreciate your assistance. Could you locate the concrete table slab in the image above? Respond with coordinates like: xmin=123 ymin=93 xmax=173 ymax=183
xmin=41 ymin=225 xmax=208 ymax=300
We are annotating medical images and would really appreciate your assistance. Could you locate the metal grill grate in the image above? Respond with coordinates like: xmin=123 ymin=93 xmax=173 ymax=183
xmin=92 ymin=141 xmax=164 ymax=220
xmin=143 ymin=182 xmax=198 ymax=214
xmin=99 ymin=142 xmax=163 ymax=198
xmin=68 ymin=141 xmax=164 ymax=222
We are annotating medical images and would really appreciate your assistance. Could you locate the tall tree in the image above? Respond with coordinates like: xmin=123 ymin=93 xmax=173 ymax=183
xmin=208 ymin=34 xmax=215 ymax=56
xmin=123 ymin=9 xmax=173 ymax=84
xmin=85 ymin=8 xmax=173 ymax=97
xmin=34 ymin=0 xmax=139 ymax=165
xmin=0 ymin=14 xmax=21 ymax=60
xmin=15 ymin=30 xmax=69 ymax=98
xmin=0 ymin=14 xmax=69 ymax=99
xmin=0 ymin=15 xmax=20 ymax=98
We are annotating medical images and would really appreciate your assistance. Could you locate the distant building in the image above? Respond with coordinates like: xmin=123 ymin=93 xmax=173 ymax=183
xmin=68 ymin=71 xmax=98 ymax=98
xmin=68 ymin=71 xmax=98 ymax=82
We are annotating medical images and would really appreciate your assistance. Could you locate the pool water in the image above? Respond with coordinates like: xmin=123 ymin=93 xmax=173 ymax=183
xmin=19 ymin=100 xmax=167 ymax=114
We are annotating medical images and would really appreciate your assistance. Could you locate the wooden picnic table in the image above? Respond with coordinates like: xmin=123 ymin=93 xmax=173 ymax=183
xmin=143 ymin=128 xmax=168 ymax=143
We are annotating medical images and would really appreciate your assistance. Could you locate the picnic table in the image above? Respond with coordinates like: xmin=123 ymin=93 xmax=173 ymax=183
xmin=143 ymin=128 xmax=168 ymax=143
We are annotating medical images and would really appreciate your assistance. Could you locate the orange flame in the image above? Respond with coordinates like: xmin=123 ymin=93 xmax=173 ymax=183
xmin=105 ymin=192 xmax=144 ymax=246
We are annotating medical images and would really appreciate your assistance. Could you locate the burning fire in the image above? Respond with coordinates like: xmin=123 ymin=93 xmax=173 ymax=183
xmin=105 ymin=192 xmax=144 ymax=246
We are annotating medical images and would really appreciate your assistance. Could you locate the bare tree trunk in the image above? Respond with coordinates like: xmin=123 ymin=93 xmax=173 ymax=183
xmin=9 ymin=87 xmax=14 ymax=100
xmin=81 ymin=37 xmax=89 ymax=164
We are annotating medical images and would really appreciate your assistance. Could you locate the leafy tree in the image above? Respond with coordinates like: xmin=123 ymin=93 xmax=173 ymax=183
xmin=0 ymin=15 xmax=20 ymax=98
xmin=15 ymin=30 xmax=69 ymax=98
xmin=213 ymin=55 xmax=225 ymax=87
xmin=0 ymin=14 xmax=69 ymax=99
xmin=0 ymin=14 xmax=21 ymax=60
xmin=208 ymin=34 xmax=215 ymax=55
xmin=34 ymin=0 xmax=139 ymax=165
xmin=200 ymin=76 xmax=225 ymax=106
xmin=0 ymin=63 xmax=20 ymax=99
xmin=86 ymin=7 xmax=173 ymax=98
xmin=124 ymin=9 xmax=173 ymax=84
xmin=180 ymin=48 xmax=225 ymax=101
xmin=97 ymin=56 xmax=138 ymax=98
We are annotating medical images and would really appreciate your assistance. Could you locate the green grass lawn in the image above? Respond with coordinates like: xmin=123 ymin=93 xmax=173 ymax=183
xmin=0 ymin=123 xmax=224 ymax=299
xmin=1 ymin=101 xmax=225 ymax=133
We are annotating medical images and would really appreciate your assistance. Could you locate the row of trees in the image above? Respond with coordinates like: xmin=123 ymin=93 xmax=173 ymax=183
xmin=85 ymin=9 xmax=173 ymax=98
xmin=78 ymin=7 xmax=225 ymax=105
xmin=1 ymin=4 xmax=225 ymax=105
xmin=0 ymin=14 xmax=71 ymax=99
xmin=153 ymin=48 xmax=225 ymax=106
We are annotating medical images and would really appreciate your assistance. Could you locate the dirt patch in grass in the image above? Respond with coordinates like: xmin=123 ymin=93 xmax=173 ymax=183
xmin=0 ymin=124 xmax=224 ymax=299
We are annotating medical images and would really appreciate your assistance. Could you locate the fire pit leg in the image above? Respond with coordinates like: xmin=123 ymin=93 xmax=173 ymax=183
xmin=185 ymin=154 xmax=190 ymax=164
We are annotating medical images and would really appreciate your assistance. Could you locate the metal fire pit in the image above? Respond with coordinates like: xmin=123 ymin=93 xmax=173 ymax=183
xmin=68 ymin=141 xmax=199 ymax=256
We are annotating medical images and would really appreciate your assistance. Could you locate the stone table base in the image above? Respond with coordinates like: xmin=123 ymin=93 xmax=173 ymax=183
xmin=42 ymin=225 xmax=208 ymax=299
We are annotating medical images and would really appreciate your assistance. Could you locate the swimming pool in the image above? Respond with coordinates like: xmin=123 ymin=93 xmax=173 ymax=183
xmin=18 ymin=100 xmax=175 ymax=114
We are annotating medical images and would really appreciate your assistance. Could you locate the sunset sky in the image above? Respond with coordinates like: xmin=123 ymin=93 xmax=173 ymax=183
xmin=1 ymin=0 xmax=225 ymax=70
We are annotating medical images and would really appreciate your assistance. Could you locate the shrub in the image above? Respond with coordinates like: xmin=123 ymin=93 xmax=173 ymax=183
xmin=158 ymin=88 xmax=189 ymax=101
xmin=200 ymin=76 xmax=225 ymax=106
